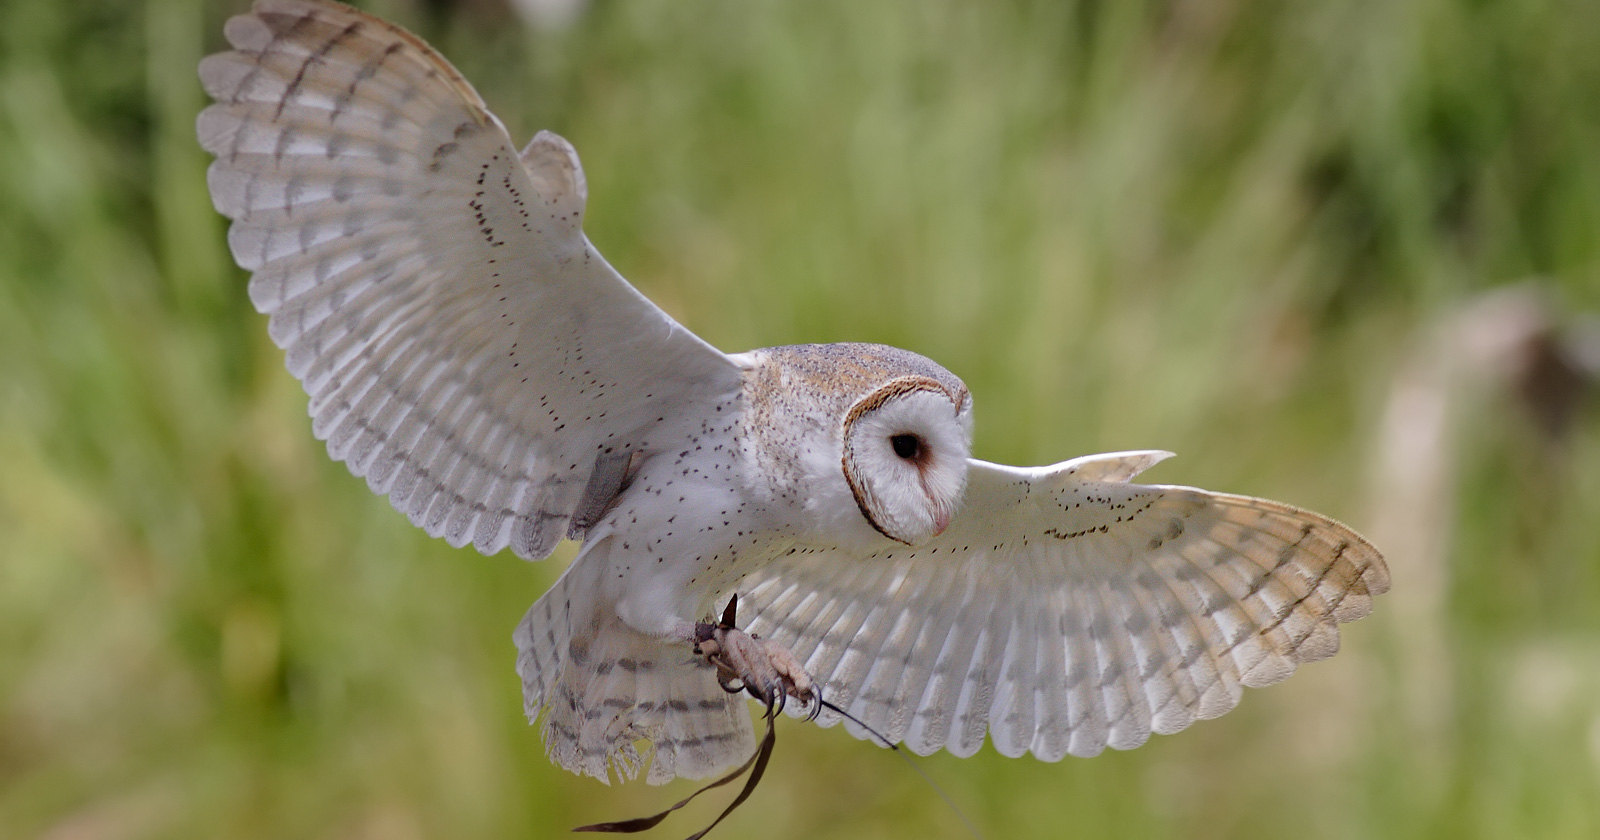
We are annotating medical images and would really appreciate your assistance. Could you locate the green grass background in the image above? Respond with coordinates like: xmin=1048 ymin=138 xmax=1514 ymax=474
xmin=3 ymin=0 xmax=1599 ymax=837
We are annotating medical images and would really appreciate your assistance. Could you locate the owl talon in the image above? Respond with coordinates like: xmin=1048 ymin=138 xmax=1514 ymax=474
xmin=694 ymin=594 xmax=817 ymax=713
xmin=804 ymin=684 xmax=825 ymax=722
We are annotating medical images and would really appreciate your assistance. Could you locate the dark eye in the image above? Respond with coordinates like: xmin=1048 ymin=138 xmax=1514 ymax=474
xmin=890 ymin=433 xmax=922 ymax=460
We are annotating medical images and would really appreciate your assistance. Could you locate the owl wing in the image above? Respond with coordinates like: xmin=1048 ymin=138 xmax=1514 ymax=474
xmin=197 ymin=0 xmax=741 ymax=559
xmin=739 ymin=451 xmax=1389 ymax=760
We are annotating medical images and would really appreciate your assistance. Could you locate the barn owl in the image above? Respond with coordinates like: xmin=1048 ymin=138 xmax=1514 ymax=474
xmin=198 ymin=0 xmax=1389 ymax=793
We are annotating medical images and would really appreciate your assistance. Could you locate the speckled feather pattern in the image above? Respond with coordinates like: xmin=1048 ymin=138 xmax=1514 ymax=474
xmin=199 ymin=0 xmax=1389 ymax=790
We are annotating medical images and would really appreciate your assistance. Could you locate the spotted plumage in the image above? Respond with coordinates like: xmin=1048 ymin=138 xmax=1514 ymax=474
xmin=198 ymin=0 xmax=1390 ymax=790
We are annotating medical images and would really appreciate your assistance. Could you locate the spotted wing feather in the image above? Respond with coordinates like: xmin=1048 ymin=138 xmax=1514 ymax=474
xmin=741 ymin=452 xmax=1389 ymax=759
xmin=197 ymin=0 xmax=740 ymax=559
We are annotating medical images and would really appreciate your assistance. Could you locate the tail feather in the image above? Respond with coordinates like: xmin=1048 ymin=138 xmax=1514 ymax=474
xmin=515 ymin=565 xmax=755 ymax=784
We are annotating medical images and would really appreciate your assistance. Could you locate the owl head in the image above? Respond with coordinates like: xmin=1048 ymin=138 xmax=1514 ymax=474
xmin=741 ymin=343 xmax=974 ymax=548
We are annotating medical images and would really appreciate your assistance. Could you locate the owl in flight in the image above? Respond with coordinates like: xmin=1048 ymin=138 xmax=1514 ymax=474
xmin=199 ymin=0 xmax=1389 ymax=790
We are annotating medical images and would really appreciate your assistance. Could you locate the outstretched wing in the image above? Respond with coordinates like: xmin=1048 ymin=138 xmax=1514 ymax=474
xmin=197 ymin=0 xmax=741 ymax=559
xmin=740 ymin=452 xmax=1389 ymax=760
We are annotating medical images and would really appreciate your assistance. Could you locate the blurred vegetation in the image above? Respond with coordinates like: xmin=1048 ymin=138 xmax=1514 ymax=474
xmin=3 ymin=0 xmax=1598 ymax=837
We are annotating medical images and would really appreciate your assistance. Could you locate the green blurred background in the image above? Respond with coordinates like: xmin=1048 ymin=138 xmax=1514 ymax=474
xmin=3 ymin=0 xmax=1598 ymax=837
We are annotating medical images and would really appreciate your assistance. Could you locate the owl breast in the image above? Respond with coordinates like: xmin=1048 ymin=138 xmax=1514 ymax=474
xmin=590 ymin=392 xmax=793 ymax=628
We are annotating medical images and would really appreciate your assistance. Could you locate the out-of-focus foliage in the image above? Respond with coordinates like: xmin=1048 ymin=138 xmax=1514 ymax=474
xmin=2 ymin=0 xmax=1597 ymax=837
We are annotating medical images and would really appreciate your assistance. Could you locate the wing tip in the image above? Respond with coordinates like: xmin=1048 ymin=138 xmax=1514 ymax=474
xmin=520 ymin=130 xmax=588 ymax=228
xmin=1056 ymin=449 xmax=1177 ymax=483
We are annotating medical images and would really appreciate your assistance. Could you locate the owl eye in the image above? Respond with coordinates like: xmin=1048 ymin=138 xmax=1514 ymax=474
xmin=890 ymin=433 xmax=923 ymax=461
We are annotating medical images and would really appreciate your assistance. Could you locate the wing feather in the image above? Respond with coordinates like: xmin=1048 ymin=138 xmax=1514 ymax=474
xmin=990 ymin=583 xmax=1037 ymax=758
xmin=917 ymin=569 xmax=993 ymax=756
xmin=199 ymin=0 xmax=740 ymax=558
xmin=953 ymin=580 xmax=1007 ymax=756
xmin=886 ymin=564 xmax=965 ymax=743
xmin=901 ymin=568 xmax=978 ymax=751
xmin=741 ymin=452 xmax=1388 ymax=760
xmin=1092 ymin=567 xmax=1153 ymax=751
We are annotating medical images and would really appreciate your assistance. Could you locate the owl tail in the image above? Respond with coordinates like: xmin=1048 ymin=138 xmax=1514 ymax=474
xmin=514 ymin=561 xmax=756 ymax=785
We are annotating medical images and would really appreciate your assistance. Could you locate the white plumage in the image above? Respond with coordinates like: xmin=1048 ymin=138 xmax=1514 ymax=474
xmin=198 ymin=0 xmax=1389 ymax=790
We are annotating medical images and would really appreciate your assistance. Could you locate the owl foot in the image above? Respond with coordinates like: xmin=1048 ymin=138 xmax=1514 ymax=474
xmin=693 ymin=594 xmax=818 ymax=718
